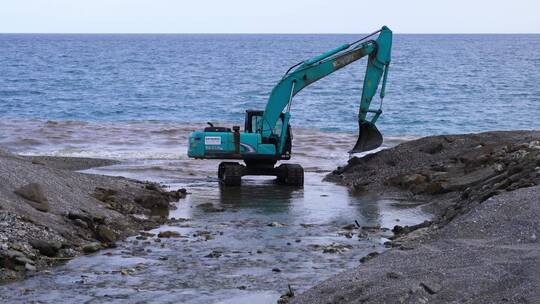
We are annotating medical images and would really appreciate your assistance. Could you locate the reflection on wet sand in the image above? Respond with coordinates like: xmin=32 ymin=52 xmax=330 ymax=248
xmin=218 ymin=182 xmax=299 ymax=213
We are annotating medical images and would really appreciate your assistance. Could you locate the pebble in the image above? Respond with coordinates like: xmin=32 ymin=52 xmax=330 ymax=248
xmin=205 ymin=250 xmax=222 ymax=258
xmin=268 ymin=222 xmax=286 ymax=227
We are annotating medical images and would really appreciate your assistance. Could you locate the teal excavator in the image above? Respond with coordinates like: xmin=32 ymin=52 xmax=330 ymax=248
xmin=188 ymin=26 xmax=392 ymax=186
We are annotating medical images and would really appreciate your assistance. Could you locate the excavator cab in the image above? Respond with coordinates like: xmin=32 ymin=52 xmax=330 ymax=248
xmin=244 ymin=110 xmax=292 ymax=158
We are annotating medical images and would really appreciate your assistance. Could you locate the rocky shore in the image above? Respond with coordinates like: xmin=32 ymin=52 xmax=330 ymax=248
xmin=290 ymin=131 xmax=540 ymax=303
xmin=0 ymin=149 xmax=186 ymax=283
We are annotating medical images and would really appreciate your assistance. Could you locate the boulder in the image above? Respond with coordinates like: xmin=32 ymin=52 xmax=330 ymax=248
xmin=82 ymin=242 xmax=102 ymax=254
xmin=14 ymin=183 xmax=49 ymax=212
xmin=96 ymin=225 xmax=117 ymax=243
xmin=134 ymin=194 xmax=169 ymax=209
xmin=29 ymin=239 xmax=62 ymax=257
xmin=157 ymin=231 xmax=182 ymax=238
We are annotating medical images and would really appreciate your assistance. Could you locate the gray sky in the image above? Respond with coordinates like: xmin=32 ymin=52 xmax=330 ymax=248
xmin=1 ymin=0 xmax=539 ymax=33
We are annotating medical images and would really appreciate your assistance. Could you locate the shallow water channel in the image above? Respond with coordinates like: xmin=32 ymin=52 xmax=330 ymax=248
xmin=1 ymin=156 xmax=430 ymax=303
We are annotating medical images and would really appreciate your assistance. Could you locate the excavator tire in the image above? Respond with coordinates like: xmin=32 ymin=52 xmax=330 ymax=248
xmin=219 ymin=162 xmax=244 ymax=186
xmin=277 ymin=164 xmax=304 ymax=187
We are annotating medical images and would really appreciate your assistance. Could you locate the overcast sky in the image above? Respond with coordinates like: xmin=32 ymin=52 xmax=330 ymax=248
xmin=1 ymin=0 xmax=539 ymax=34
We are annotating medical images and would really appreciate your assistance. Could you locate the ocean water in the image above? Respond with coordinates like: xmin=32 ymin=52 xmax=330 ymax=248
xmin=1 ymin=34 xmax=539 ymax=138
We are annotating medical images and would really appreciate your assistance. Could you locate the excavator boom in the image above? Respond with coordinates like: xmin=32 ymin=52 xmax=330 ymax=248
xmin=261 ymin=26 xmax=392 ymax=153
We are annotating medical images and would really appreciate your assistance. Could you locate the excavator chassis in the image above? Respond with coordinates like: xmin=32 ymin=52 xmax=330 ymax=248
xmin=218 ymin=162 xmax=304 ymax=187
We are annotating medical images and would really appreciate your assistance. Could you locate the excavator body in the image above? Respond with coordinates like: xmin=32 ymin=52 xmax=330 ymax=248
xmin=188 ymin=26 xmax=393 ymax=186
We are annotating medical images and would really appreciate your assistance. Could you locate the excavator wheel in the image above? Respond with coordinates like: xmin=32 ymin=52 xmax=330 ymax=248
xmin=218 ymin=162 xmax=244 ymax=186
xmin=277 ymin=164 xmax=304 ymax=187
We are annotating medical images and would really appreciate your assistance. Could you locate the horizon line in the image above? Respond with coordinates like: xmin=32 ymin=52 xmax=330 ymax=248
xmin=1 ymin=32 xmax=539 ymax=35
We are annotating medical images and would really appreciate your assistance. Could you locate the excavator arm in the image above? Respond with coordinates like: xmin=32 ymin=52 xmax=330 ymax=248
xmin=260 ymin=26 xmax=392 ymax=153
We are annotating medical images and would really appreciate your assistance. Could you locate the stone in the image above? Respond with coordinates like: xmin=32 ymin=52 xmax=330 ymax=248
xmin=420 ymin=281 xmax=442 ymax=294
xmin=2 ymin=249 xmax=25 ymax=259
xmin=386 ymin=271 xmax=401 ymax=279
xmin=134 ymin=194 xmax=169 ymax=209
xmin=14 ymin=256 xmax=34 ymax=265
xmin=268 ymin=222 xmax=286 ymax=227
xmin=73 ymin=219 xmax=88 ymax=229
xmin=67 ymin=212 xmax=92 ymax=224
xmin=321 ymin=243 xmax=352 ymax=254
xmin=341 ymin=224 xmax=358 ymax=230
xmin=272 ymin=268 xmax=282 ymax=272
xmin=205 ymin=250 xmax=222 ymax=258
xmin=425 ymin=181 xmax=448 ymax=194
xmin=82 ymin=242 xmax=102 ymax=253
xmin=29 ymin=239 xmax=62 ymax=257
xmin=401 ymin=174 xmax=427 ymax=187
xmin=144 ymin=183 xmax=159 ymax=191
xmin=14 ymin=183 xmax=49 ymax=212
xmin=157 ymin=231 xmax=182 ymax=238
xmin=139 ymin=231 xmax=156 ymax=237
xmin=96 ymin=225 xmax=118 ymax=243
xmin=25 ymin=263 xmax=36 ymax=272
xmin=359 ymin=251 xmax=379 ymax=263
xmin=92 ymin=187 xmax=118 ymax=202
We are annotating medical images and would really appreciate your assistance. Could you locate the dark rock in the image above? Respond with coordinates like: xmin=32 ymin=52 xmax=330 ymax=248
xmin=272 ymin=268 xmax=282 ymax=272
xmin=67 ymin=212 xmax=92 ymax=224
xmin=386 ymin=271 xmax=401 ymax=279
xmin=167 ymin=188 xmax=187 ymax=200
xmin=424 ymin=181 xmax=448 ymax=194
xmin=157 ymin=231 xmax=182 ymax=238
xmin=268 ymin=222 xmax=286 ymax=227
xmin=96 ymin=225 xmax=118 ymax=243
xmin=139 ymin=231 xmax=155 ymax=237
xmin=205 ymin=250 xmax=222 ymax=258
xmin=392 ymin=225 xmax=404 ymax=234
xmin=277 ymin=285 xmax=295 ymax=304
xmin=420 ymin=281 xmax=442 ymax=294
xmin=82 ymin=242 xmax=102 ymax=253
xmin=29 ymin=239 xmax=62 ymax=257
xmin=342 ymin=224 xmax=358 ymax=230
xmin=92 ymin=187 xmax=118 ymax=202
xmin=144 ymin=183 xmax=159 ymax=191
xmin=14 ymin=183 xmax=49 ymax=212
xmin=134 ymin=194 xmax=169 ymax=209
xmin=73 ymin=219 xmax=88 ymax=229
xmin=360 ymin=251 xmax=379 ymax=263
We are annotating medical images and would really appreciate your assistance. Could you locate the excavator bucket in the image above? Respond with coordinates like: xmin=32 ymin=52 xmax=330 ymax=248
xmin=349 ymin=121 xmax=383 ymax=154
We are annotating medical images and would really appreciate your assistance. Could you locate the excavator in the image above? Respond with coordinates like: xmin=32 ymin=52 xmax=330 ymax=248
xmin=188 ymin=26 xmax=392 ymax=186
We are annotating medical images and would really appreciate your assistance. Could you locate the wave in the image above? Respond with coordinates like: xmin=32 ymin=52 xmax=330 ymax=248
xmin=0 ymin=118 xmax=417 ymax=165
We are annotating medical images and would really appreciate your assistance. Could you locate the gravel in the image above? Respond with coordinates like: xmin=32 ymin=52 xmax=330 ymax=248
xmin=292 ymin=131 xmax=540 ymax=304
